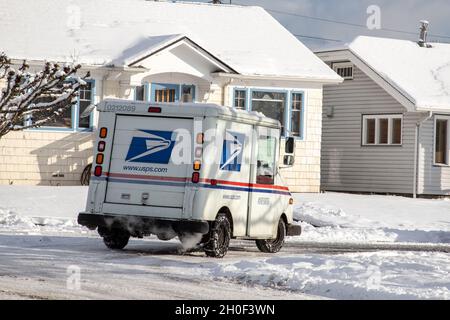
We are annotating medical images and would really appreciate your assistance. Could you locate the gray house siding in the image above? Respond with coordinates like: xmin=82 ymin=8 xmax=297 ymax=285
xmin=321 ymin=65 xmax=421 ymax=194
xmin=418 ymin=116 xmax=450 ymax=195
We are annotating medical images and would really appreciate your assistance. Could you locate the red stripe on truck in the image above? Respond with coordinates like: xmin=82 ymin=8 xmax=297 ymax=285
xmin=103 ymin=172 xmax=290 ymax=192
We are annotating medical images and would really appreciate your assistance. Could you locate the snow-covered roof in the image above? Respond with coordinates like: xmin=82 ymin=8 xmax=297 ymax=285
xmin=0 ymin=0 xmax=340 ymax=81
xmin=347 ymin=36 xmax=450 ymax=111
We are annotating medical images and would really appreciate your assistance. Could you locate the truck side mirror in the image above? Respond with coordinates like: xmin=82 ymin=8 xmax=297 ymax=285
xmin=283 ymin=155 xmax=295 ymax=166
xmin=285 ymin=137 xmax=295 ymax=154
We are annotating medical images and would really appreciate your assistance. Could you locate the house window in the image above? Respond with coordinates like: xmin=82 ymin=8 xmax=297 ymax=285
xmin=78 ymin=82 xmax=93 ymax=128
xmin=234 ymin=89 xmax=247 ymax=109
xmin=362 ymin=114 xmax=403 ymax=145
xmin=251 ymin=91 xmax=286 ymax=135
xmin=150 ymin=83 xmax=195 ymax=103
xmin=135 ymin=85 xmax=146 ymax=101
xmin=30 ymin=81 xmax=94 ymax=130
xmin=333 ymin=62 xmax=353 ymax=80
xmin=155 ymin=88 xmax=176 ymax=102
xmin=290 ymin=92 xmax=304 ymax=137
xmin=181 ymin=85 xmax=195 ymax=103
xmin=256 ymin=135 xmax=277 ymax=185
xmin=435 ymin=117 xmax=449 ymax=165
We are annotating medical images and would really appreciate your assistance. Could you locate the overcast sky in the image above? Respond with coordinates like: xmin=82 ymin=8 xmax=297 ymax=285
xmin=179 ymin=0 xmax=450 ymax=49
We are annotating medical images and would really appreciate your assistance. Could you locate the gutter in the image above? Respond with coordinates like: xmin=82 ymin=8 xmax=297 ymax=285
xmin=213 ymin=72 xmax=343 ymax=84
xmin=413 ymin=111 xmax=433 ymax=198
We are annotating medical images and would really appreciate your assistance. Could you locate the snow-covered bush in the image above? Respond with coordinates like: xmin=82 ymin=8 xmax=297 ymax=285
xmin=0 ymin=52 xmax=88 ymax=138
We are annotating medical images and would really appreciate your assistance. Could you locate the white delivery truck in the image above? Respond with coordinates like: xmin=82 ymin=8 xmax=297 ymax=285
xmin=78 ymin=99 xmax=301 ymax=258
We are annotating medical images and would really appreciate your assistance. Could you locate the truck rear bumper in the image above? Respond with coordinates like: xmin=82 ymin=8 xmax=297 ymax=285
xmin=78 ymin=213 xmax=209 ymax=236
xmin=287 ymin=223 xmax=302 ymax=236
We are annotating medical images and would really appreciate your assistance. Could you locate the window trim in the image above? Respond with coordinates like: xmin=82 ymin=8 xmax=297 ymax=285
xmin=361 ymin=114 xmax=403 ymax=146
xmin=250 ymin=88 xmax=289 ymax=137
xmin=433 ymin=115 xmax=450 ymax=166
xmin=149 ymin=82 xmax=196 ymax=103
xmin=134 ymin=84 xmax=148 ymax=102
xmin=26 ymin=79 xmax=95 ymax=132
xmin=290 ymin=91 xmax=305 ymax=140
xmin=332 ymin=62 xmax=354 ymax=80
xmin=231 ymin=87 xmax=306 ymax=139
xmin=232 ymin=88 xmax=248 ymax=110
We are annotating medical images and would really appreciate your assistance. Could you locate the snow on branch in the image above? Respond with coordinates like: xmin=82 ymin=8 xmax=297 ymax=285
xmin=0 ymin=52 xmax=90 ymax=138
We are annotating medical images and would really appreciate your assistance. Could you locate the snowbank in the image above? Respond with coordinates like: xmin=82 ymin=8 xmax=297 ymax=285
xmin=292 ymin=193 xmax=450 ymax=244
xmin=0 ymin=185 xmax=88 ymax=235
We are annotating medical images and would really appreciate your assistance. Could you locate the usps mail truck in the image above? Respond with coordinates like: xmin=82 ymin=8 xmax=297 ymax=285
xmin=78 ymin=99 xmax=301 ymax=258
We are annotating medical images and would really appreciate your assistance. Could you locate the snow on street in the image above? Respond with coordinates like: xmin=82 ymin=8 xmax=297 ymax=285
xmin=1 ymin=186 xmax=450 ymax=300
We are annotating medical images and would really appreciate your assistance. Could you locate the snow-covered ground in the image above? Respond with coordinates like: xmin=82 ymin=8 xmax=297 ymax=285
xmin=1 ymin=186 xmax=450 ymax=300
xmin=293 ymin=192 xmax=450 ymax=244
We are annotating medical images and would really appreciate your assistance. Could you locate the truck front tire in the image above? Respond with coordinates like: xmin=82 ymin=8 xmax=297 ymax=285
xmin=255 ymin=218 xmax=286 ymax=253
xmin=204 ymin=213 xmax=231 ymax=258
xmin=98 ymin=227 xmax=130 ymax=250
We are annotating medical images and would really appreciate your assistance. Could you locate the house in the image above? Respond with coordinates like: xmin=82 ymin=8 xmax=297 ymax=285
xmin=0 ymin=0 xmax=341 ymax=191
xmin=316 ymin=35 xmax=450 ymax=196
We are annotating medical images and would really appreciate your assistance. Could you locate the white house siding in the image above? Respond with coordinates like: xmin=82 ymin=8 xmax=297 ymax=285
xmin=284 ymin=88 xmax=323 ymax=193
xmin=321 ymin=65 xmax=420 ymax=194
xmin=418 ymin=116 xmax=450 ymax=195
xmin=0 ymin=131 xmax=94 ymax=185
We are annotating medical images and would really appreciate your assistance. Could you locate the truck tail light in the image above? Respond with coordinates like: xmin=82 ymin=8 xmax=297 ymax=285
xmin=99 ymin=127 xmax=108 ymax=138
xmin=191 ymin=172 xmax=200 ymax=183
xmin=196 ymin=133 xmax=204 ymax=144
xmin=96 ymin=153 xmax=104 ymax=164
xmin=193 ymin=160 xmax=201 ymax=171
xmin=94 ymin=166 xmax=102 ymax=177
xmin=148 ymin=107 xmax=161 ymax=113
xmin=98 ymin=141 xmax=106 ymax=152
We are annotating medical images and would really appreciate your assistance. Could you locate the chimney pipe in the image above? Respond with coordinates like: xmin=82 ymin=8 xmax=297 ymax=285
xmin=418 ymin=20 xmax=429 ymax=47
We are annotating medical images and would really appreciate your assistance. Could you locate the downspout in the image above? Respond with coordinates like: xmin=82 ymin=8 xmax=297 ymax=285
xmin=413 ymin=111 xmax=433 ymax=198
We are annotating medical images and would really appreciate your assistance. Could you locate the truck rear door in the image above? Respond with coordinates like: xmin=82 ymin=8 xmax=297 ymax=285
xmin=105 ymin=115 xmax=192 ymax=209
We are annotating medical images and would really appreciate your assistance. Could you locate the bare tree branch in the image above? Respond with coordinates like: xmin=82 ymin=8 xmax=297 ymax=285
xmin=0 ymin=52 xmax=89 ymax=138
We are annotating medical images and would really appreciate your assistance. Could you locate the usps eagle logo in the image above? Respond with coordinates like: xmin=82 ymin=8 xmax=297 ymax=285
xmin=220 ymin=130 xmax=244 ymax=172
xmin=125 ymin=130 xmax=176 ymax=164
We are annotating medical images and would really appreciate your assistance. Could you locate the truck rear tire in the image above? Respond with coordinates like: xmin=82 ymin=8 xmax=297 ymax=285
xmin=99 ymin=227 xmax=130 ymax=250
xmin=204 ymin=213 xmax=231 ymax=258
xmin=255 ymin=218 xmax=286 ymax=253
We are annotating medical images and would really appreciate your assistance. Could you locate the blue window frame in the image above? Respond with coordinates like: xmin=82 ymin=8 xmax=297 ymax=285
xmin=233 ymin=89 xmax=247 ymax=110
xmin=250 ymin=89 xmax=288 ymax=136
xmin=150 ymin=83 xmax=196 ymax=103
xmin=181 ymin=84 xmax=195 ymax=103
xmin=290 ymin=92 xmax=305 ymax=139
xmin=28 ymin=79 xmax=95 ymax=132
xmin=233 ymin=87 xmax=306 ymax=139
xmin=151 ymin=83 xmax=180 ymax=103
xmin=134 ymin=84 xmax=146 ymax=101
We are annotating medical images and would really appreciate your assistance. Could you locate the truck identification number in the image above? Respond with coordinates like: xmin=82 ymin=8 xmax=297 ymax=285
xmin=105 ymin=104 xmax=136 ymax=112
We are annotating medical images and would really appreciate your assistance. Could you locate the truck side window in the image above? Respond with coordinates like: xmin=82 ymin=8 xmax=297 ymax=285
xmin=256 ymin=136 xmax=276 ymax=185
